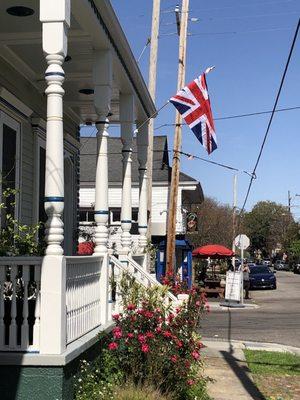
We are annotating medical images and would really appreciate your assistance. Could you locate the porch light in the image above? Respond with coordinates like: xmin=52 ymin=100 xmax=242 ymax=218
xmin=79 ymin=89 xmax=94 ymax=95
xmin=6 ymin=6 xmax=34 ymax=17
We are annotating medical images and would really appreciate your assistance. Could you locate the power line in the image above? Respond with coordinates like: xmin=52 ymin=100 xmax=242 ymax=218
xmin=154 ymin=105 xmax=300 ymax=130
xmin=238 ymin=18 xmax=300 ymax=218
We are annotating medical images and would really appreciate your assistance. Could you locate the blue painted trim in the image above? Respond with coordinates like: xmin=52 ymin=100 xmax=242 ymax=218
xmin=121 ymin=220 xmax=132 ymax=223
xmin=138 ymin=168 xmax=147 ymax=171
xmin=96 ymin=120 xmax=108 ymax=124
xmin=138 ymin=225 xmax=148 ymax=229
xmin=120 ymin=260 xmax=128 ymax=263
xmin=44 ymin=196 xmax=64 ymax=202
xmin=95 ymin=210 xmax=109 ymax=215
xmin=122 ymin=149 xmax=132 ymax=153
xmin=45 ymin=72 xmax=65 ymax=77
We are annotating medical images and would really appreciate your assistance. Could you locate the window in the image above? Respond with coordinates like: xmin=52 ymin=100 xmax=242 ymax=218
xmin=0 ymin=112 xmax=20 ymax=227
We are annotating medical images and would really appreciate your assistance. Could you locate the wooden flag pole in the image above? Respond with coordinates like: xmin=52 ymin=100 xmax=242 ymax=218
xmin=166 ymin=0 xmax=190 ymax=275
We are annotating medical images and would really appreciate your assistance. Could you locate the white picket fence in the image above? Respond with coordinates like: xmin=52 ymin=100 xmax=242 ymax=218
xmin=0 ymin=257 xmax=42 ymax=352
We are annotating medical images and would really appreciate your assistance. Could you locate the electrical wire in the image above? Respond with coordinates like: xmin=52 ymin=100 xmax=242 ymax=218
xmin=154 ymin=105 xmax=300 ymax=131
xmin=238 ymin=18 xmax=300 ymax=218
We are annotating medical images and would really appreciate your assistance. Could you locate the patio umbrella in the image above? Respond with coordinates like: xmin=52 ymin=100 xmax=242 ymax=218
xmin=192 ymin=244 xmax=234 ymax=258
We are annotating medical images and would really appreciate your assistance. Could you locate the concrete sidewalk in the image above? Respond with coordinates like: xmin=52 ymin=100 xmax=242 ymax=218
xmin=201 ymin=339 xmax=300 ymax=400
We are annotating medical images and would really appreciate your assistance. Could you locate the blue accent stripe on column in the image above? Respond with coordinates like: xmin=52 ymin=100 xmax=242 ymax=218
xmin=95 ymin=210 xmax=109 ymax=215
xmin=138 ymin=168 xmax=147 ymax=171
xmin=44 ymin=197 xmax=64 ymax=202
xmin=121 ymin=220 xmax=132 ymax=223
xmin=138 ymin=225 xmax=148 ymax=229
xmin=45 ymin=72 xmax=65 ymax=77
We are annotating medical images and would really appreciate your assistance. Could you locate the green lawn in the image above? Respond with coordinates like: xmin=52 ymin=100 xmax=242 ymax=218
xmin=244 ymin=350 xmax=300 ymax=376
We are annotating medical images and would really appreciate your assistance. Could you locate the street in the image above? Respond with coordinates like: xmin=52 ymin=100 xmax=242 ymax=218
xmin=201 ymin=271 xmax=300 ymax=347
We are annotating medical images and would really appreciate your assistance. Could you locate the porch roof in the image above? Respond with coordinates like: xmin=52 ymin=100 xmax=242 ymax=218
xmin=0 ymin=0 xmax=155 ymax=126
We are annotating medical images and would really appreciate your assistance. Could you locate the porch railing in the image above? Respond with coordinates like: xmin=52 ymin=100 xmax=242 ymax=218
xmin=65 ymin=255 xmax=103 ymax=344
xmin=0 ymin=257 xmax=42 ymax=352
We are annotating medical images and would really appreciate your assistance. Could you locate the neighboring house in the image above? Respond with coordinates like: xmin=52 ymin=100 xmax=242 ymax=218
xmin=0 ymin=1 xmax=158 ymax=399
xmin=79 ymin=135 xmax=204 ymax=247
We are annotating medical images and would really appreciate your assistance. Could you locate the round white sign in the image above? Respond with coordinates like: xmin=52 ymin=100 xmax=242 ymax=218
xmin=234 ymin=234 xmax=250 ymax=250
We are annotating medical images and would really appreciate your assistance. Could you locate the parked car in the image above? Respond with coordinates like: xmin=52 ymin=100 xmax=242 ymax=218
xmin=293 ymin=264 xmax=300 ymax=274
xmin=249 ymin=265 xmax=277 ymax=289
xmin=274 ymin=260 xmax=290 ymax=271
xmin=263 ymin=259 xmax=271 ymax=266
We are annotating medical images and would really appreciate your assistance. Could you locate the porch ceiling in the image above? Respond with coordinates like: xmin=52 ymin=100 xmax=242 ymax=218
xmin=0 ymin=0 xmax=154 ymax=124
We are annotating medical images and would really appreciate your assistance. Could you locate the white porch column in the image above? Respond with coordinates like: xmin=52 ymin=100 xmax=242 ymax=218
xmin=93 ymin=50 xmax=112 ymax=256
xmin=40 ymin=0 xmax=70 ymax=256
xmin=39 ymin=0 xmax=70 ymax=354
xmin=137 ymin=122 xmax=149 ymax=252
xmin=120 ymin=94 xmax=135 ymax=255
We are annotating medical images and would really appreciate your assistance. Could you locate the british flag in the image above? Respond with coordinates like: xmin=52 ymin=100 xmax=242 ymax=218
xmin=170 ymin=73 xmax=217 ymax=155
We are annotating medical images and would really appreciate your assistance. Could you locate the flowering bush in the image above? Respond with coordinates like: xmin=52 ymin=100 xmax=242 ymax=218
xmin=77 ymin=241 xmax=95 ymax=255
xmin=104 ymin=273 xmax=209 ymax=398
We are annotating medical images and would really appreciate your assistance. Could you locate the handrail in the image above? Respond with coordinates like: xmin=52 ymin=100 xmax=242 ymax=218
xmin=111 ymin=255 xmax=178 ymax=303
xmin=109 ymin=255 xmax=148 ymax=288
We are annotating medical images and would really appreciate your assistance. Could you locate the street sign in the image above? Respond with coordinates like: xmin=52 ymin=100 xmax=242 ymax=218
xmin=234 ymin=234 xmax=250 ymax=250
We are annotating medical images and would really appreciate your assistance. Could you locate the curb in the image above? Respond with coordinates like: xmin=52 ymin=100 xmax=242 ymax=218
xmin=208 ymin=302 xmax=259 ymax=310
xmin=202 ymin=337 xmax=300 ymax=355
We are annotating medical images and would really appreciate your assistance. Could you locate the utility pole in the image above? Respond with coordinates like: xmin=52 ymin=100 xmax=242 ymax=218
xmin=232 ymin=174 xmax=238 ymax=268
xmin=166 ymin=0 xmax=190 ymax=274
xmin=147 ymin=0 xmax=161 ymax=240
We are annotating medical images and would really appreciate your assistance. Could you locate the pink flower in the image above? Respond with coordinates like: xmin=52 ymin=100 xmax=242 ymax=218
xmin=155 ymin=308 xmax=162 ymax=314
xmin=137 ymin=309 xmax=144 ymax=315
xmin=112 ymin=313 xmax=120 ymax=321
xmin=168 ymin=313 xmax=175 ymax=322
xmin=192 ymin=351 xmax=200 ymax=360
xmin=146 ymin=332 xmax=155 ymax=339
xmin=144 ymin=311 xmax=154 ymax=319
xmin=138 ymin=334 xmax=146 ymax=343
xmin=187 ymin=379 xmax=195 ymax=386
xmin=112 ymin=327 xmax=122 ymax=339
xmin=195 ymin=300 xmax=201 ymax=307
xmin=176 ymin=340 xmax=183 ymax=348
xmin=170 ymin=355 xmax=178 ymax=363
xmin=127 ymin=303 xmax=136 ymax=311
xmin=163 ymin=331 xmax=172 ymax=338
xmin=108 ymin=342 xmax=118 ymax=350
xmin=127 ymin=333 xmax=134 ymax=339
xmin=141 ymin=343 xmax=149 ymax=353
xmin=155 ymin=326 xmax=162 ymax=334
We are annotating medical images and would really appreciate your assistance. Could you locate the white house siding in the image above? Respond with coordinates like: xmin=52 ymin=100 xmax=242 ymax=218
xmin=20 ymin=121 xmax=35 ymax=225
xmin=79 ymin=183 xmax=197 ymax=236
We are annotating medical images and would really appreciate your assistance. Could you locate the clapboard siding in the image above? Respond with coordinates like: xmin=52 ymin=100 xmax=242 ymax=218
xmin=20 ymin=121 xmax=34 ymax=225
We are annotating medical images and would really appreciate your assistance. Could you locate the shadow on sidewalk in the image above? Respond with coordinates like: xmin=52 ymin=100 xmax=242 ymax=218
xmin=220 ymin=308 xmax=266 ymax=400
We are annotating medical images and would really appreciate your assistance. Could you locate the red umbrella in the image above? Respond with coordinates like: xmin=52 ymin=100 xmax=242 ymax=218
xmin=192 ymin=244 xmax=234 ymax=258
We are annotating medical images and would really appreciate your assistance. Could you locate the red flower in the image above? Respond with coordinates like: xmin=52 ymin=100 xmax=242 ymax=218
xmin=146 ymin=332 xmax=155 ymax=339
xmin=176 ymin=340 xmax=183 ymax=348
xmin=112 ymin=327 xmax=122 ymax=339
xmin=141 ymin=343 xmax=149 ymax=353
xmin=127 ymin=332 xmax=134 ymax=339
xmin=168 ymin=313 xmax=175 ymax=322
xmin=77 ymin=241 xmax=94 ymax=255
xmin=163 ymin=331 xmax=172 ymax=338
xmin=112 ymin=313 xmax=120 ymax=321
xmin=170 ymin=355 xmax=178 ymax=363
xmin=144 ymin=311 xmax=154 ymax=319
xmin=192 ymin=350 xmax=200 ymax=360
xmin=138 ymin=334 xmax=146 ymax=343
xmin=155 ymin=326 xmax=162 ymax=334
xmin=127 ymin=303 xmax=136 ymax=311
xmin=137 ymin=309 xmax=144 ymax=315
xmin=108 ymin=342 xmax=118 ymax=350
xmin=187 ymin=379 xmax=195 ymax=386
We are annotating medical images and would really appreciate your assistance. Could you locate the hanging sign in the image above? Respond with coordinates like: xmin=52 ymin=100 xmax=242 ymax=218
xmin=186 ymin=212 xmax=198 ymax=232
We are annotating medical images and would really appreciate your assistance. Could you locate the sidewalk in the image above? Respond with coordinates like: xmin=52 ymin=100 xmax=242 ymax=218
xmin=201 ymin=339 xmax=300 ymax=400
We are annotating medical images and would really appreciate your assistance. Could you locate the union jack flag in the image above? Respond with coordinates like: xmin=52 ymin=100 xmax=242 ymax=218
xmin=170 ymin=73 xmax=217 ymax=155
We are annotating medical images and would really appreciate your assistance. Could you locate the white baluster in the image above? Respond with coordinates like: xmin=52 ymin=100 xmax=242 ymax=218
xmin=32 ymin=265 xmax=41 ymax=350
xmin=21 ymin=266 xmax=29 ymax=349
xmin=9 ymin=265 xmax=18 ymax=349
xmin=0 ymin=267 xmax=5 ymax=349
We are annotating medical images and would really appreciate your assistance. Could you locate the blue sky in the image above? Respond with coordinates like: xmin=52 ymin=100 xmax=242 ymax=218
xmin=84 ymin=0 xmax=300 ymax=214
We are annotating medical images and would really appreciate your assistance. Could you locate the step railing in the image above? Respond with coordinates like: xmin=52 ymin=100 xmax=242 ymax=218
xmin=0 ymin=257 xmax=42 ymax=352
xmin=109 ymin=255 xmax=178 ymax=308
